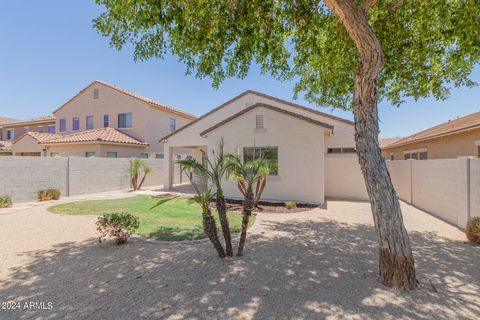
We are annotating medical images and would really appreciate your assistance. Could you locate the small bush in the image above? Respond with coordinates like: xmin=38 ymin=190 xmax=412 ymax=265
xmin=466 ymin=217 xmax=480 ymax=244
xmin=38 ymin=189 xmax=61 ymax=201
xmin=0 ymin=195 xmax=12 ymax=208
xmin=285 ymin=201 xmax=297 ymax=210
xmin=96 ymin=212 xmax=140 ymax=245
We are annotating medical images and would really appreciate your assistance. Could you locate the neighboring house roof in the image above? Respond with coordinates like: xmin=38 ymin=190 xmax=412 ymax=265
xmin=3 ymin=115 xmax=56 ymax=127
xmin=379 ymin=138 xmax=402 ymax=149
xmin=161 ymin=90 xmax=353 ymax=142
xmin=42 ymin=127 xmax=148 ymax=146
xmin=0 ymin=141 xmax=12 ymax=152
xmin=200 ymin=103 xmax=334 ymax=137
xmin=13 ymin=132 xmax=63 ymax=144
xmin=53 ymin=80 xmax=197 ymax=119
xmin=384 ymin=111 xmax=480 ymax=149
xmin=0 ymin=117 xmax=21 ymax=126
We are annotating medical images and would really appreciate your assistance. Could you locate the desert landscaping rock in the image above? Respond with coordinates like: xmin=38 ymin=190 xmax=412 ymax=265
xmin=0 ymin=199 xmax=479 ymax=319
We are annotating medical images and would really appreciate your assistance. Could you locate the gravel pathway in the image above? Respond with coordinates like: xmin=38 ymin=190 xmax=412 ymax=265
xmin=0 ymin=199 xmax=478 ymax=319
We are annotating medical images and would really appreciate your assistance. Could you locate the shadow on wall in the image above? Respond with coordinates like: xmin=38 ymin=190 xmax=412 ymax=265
xmin=1 ymin=220 xmax=479 ymax=319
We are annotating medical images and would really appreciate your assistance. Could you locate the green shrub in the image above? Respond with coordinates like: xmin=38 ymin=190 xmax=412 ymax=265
xmin=466 ymin=217 xmax=480 ymax=244
xmin=38 ymin=189 xmax=61 ymax=201
xmin=0 ymin=195 xmax=12 ymax=208
xmin=285 ymin=201 xmax=297 ymax=210
xmin=96 ymin=212 xmax=140 ymax=245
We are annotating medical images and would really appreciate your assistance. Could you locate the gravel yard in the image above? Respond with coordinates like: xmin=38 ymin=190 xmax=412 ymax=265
xmin=0 ymin=198 xmax=479 ymax=319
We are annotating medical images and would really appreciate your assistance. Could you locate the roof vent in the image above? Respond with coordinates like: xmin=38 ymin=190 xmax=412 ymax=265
xmin=256 ymin=115 xmax=264 ymax=129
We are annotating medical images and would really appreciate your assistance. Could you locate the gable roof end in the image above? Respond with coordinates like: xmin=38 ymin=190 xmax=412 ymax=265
xmin=200 ymin=103 xmax=334 ymax=137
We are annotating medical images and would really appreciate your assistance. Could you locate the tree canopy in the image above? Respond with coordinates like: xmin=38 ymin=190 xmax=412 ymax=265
xmin=94 ymin=0 xmax=479 ymax=109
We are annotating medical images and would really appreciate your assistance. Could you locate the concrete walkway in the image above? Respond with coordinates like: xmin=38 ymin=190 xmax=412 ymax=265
xmin=0 ymin=197 xmax=478 ymax=319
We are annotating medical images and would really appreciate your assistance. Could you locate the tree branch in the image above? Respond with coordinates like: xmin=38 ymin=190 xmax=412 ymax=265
xmin=363 ymin=0 xmax=377 ymax=13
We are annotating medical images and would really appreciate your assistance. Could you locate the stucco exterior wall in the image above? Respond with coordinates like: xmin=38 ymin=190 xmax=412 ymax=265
xmin=0 ymin=121 xmax=55 ymax=142
xmin=0 ymin=156 xmax=67 ymax=201
xmin=470 ymin=158 xmax=480 ymax=218
xmin=45 ymin=143 xmax=145 ymax=158
xmin=382 ymin=128 xmax=480 ymax=160
xmin=53 ymin=82 xmax=194 ymax=158
xmin=12 ymin=135 xmax=45 ymax=156
xmin=204 ymin=106 xmax=327 ymax=204
xmin=324 ymin=154 xmax=368 ymax=200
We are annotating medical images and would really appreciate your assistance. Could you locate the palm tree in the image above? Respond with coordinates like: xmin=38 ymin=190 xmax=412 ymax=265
xmin=178 ymin=158 xmax=226 ymax=258
xmin=128 ymin=158 xmax=152 ymax=191
xmin=225 ymin=153 xmax=274 ymax=256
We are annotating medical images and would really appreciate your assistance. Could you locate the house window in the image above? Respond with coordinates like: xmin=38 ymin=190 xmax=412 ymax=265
xmin=404 ymin=149 xmax=427 ymax=160
xmin=103 ymin=114 xmax=109 ymax=128
xmin=93 ymin=88 xmax=100 ymax=100
xmin=256 ymin=115 xmax=264 ymax=129
xmin=59 ymin=119 xmax=66 ymax=132
xmin=327 ymin=147 xmax=356 ymax=154
xmin=106 ymin=152 xmax=117 ymax=158
xmin=38 ymin=126 xmax=44 ymax=133
xmin=7 ymin=129 xmax=14 ymax=140
xmin=85 ymin=152 xmax=96 ymax=158
xmin=186 ymin=155 xmax=193 ymax=160
xmin=48 ymin=125 xmax=56 ymax=134
xmin=50 ymin=152 xmax=60 ymax=157
xmin=170 ymin=118 xmax=176 ymax=132
xmin=72 ymin=117 xmax=80 ymax=131
xmin=118 ymin=113 xmax=132 ymax=128
xmin=478 ymin=146 xmax=480 ymax=158
xmin=138 ymin=153 xmax=148 ymax=159
xmin=176 ymin=154 xmax=182 ymax=160
xmin=24 ymin=126 xmax=29 ymax=133
xmin=155 ymin=153 xmax=164 ymax=159
xmin=243 ymin=147 xmax=278 ymax=175
xmin=86 ymin=116 xmax=94 ymax=130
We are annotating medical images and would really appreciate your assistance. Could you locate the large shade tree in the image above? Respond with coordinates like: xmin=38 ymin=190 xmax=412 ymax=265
xmin=94 ymin=0 xmax=480 ymax=290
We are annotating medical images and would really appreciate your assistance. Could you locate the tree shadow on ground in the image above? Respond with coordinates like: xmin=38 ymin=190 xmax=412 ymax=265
xmin=1 ymin=218 xmax=479 ymax=319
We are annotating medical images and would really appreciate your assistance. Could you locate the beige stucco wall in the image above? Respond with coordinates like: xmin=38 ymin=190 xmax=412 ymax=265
xmin=324 ymin=154 xmax=368 ymax=200
xmin=382 ymin=128 xmax=480 ymax=160
xmin=470 ymin=158 xmax=480 ymax=218
xmin=45 ymin=143 xmax=146 ymax=158
xmin=204 ymin=105 xmax=327 ymax=204
xmin=12 ymin=135 xmax=45 ymax=156
xmin=387 ymin=160 xmax=412 ymax=203
xmin=53 ymin=82 xmax=194 ymax=158
xmin=1 ymin=121 xmax=55 ymax=142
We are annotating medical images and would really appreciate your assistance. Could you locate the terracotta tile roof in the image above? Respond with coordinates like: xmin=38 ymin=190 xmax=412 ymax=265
xmin=53 ymin=80 xmax=196 ymax=119
xmin=385 ymin=111 xmax=480 ymax=149
xmin=42 ymin=127 xmax=148 ymax=146
xmin=0 ymin=141 xmax=12 ymax=151
xmin=200 ymin=103 xmax=334 ymax=137
xmin=3 ymin=115 xmax=55 ymax=127
xmin=12 ymin=132 xmax=63 ymax=144
xmin=379 ymin=138 xmax=402 ymax=148
xmin=161 ymin=90 xmax=352 ymax=142
xmin=0 ymin=117 xmax=20 ymax=125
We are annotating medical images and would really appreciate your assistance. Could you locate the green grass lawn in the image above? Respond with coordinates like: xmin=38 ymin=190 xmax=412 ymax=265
xmin=48 ymin=195 xmax=255 ymax=241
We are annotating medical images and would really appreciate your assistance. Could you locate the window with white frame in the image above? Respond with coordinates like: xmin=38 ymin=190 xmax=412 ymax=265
xmin=86 ymin=116 xmax=94 ymax=130
xmin=255 ymin=115 xmax=264 ymax=129
xmin=85 ymin=152 xmax=95 ymax=158
xmin=327 ymin=147 xmax=356 ymax=154
xmin=404 ymin=149 xmax=427 ymax=160
xmin=106 ymin=152 xmax=117 ymax=158
xmin=170 ymin=118 xmax=176 ymax=132
xmin=243 ymin=147 xmax=278 ymax=175
xmin=48 ymin=125 xmax=56 ymax=134
xmin=138 ymin=153 xmax=148 ymax=159
xmin=59 ymin=119 xmax=66 ymax=132
xmin=72 ymin=117 xmax=80 ymax=131
xmin=118 ymin=113 xmax=132 ymax=128
xmin=155 ymin=153 xmax=164 ymax=159
xmin=7 ymin=129 xmax=14 ymax=140
xmin=103 ymin=114 xmax=109 ymax=127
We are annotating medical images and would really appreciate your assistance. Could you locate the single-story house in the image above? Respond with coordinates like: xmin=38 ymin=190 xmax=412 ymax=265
xmin=160 ymin=90 xmax=360 ymax=205
xmin=12 ymin=128 xmax=148 ymax=157
xmin=382 ymin=111 xmax=480 ymax=160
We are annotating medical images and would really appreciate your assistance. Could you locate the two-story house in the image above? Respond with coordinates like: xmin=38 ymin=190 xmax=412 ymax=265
xmin=10 ymin=81 xmax=196 ymax=158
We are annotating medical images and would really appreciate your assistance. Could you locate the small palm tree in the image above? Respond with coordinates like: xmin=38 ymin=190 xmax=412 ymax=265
xmin=225 ymin=153 xmax=274 ymax=256
xmin=177 ymin=158 xmax=226 ymax=258
xmin=128 ymin=158 xmax=152 ymax=191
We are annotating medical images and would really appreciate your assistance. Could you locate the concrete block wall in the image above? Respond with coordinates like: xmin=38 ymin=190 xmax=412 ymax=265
xmin=0 ymin=156 xmax=165 ymax=202
xmin=324 ymin=155 xmax=368 ymax=200
xmin=0 ymin=157 xmax=68 ymax=202
xmin=470 ymin=158 xmax=480 ymax=218
xmin=387 ymin=160 xmax=412 ymax=203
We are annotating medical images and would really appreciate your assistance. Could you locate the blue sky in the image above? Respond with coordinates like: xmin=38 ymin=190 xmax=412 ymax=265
xmin=0 ymin=1 xmax=478 ymax=138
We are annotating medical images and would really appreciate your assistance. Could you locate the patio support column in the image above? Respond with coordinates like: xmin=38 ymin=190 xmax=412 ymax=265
xmin=163 ymin=145 xmax=174 ymax=190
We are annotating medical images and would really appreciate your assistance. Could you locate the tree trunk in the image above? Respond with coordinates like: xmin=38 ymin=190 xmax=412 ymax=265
xmin=254 ymin=176 xmax=266 ymax=207
xmin=324 ymin=0 xmax=417 ymax=290
xmin=216 ymin=187 xmax=233 ymax=256
xmin=202 ymin=209 xmax=226 ymax=258
xmin=237 ymin=187 xmax=254 ymax=257
xmin=138 ymin=173 xmax=147 ymax=190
